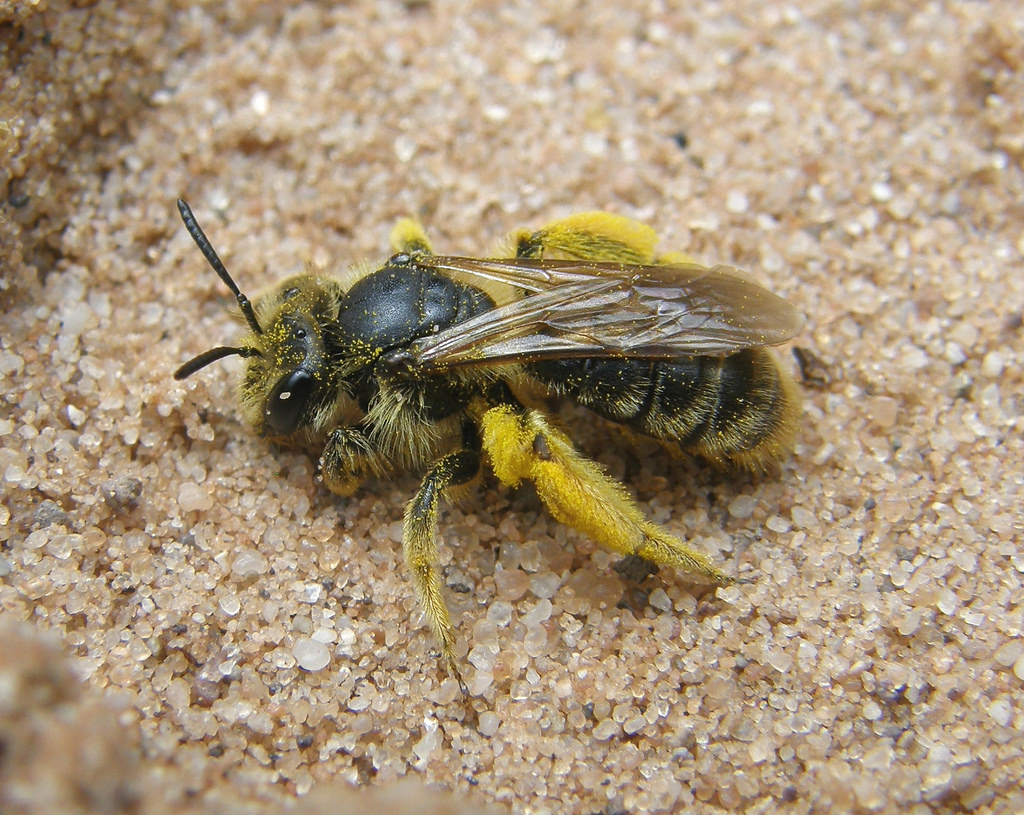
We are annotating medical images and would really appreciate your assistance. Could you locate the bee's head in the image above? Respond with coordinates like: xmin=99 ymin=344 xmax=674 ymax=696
xmin=173 ymin=200 xmax=346 ymax=440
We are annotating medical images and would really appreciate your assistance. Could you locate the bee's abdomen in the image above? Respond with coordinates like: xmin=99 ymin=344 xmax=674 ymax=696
xmin=530 ymin=349 xmax=799 ymax=471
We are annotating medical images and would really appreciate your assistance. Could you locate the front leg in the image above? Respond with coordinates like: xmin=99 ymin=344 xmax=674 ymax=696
xmin=403 ymin=446 xmax=481 ymax=692
xmin=481 ymin=405 xmax=735 ymax=584
xmin=319 ymin=425 xmax=387 ymax=496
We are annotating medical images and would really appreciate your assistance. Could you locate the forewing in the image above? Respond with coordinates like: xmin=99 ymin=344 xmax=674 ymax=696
xmin=409 ymin=256 xmax=804 ymax=370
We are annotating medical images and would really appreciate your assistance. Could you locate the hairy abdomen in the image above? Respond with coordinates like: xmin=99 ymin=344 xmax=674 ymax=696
xmin=529 ymin=349 xmax=800 ymax=471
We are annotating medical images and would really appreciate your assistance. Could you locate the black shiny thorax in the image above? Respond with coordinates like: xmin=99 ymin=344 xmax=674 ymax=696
xmin=336 ymin=255 xmax=494 ymax=355
xmin=336 ymin=256 xmax=496 ymax=416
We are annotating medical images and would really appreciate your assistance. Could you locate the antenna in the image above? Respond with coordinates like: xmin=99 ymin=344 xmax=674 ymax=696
xmin=177 ymin=198 xmax=263 ymax=335
xmin=173 ymin=345 xmax=262 ymax=380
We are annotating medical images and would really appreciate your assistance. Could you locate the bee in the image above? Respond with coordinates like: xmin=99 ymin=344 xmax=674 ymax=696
xmin=173 ymin=200 xmax=803 ymax=689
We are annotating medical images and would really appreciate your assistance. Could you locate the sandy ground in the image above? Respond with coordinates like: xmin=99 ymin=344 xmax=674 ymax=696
xmin=1 ymin=1 xmax=1022 ymax=813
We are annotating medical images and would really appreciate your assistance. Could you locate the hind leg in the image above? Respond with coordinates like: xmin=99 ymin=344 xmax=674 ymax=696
xmin=480 ymin=404 xmax=734 ymax=583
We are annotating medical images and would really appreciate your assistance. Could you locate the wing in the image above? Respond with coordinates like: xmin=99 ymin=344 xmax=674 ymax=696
xmin=403 ymin=255 xmax=804 ymax=371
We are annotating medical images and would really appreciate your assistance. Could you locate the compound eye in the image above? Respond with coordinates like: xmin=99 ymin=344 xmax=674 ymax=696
xmin=265 ymin=369 xmax=314 ymax=435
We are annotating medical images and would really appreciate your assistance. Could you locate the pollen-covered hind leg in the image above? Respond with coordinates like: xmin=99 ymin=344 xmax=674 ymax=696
xmin=480 ymin=405 xmax=734 ymax=585
xmin=509 ymin=211 xmax=698 ymax=265
xmin=403 ymin=448 xmax=481 ymax=691
xmin=389 ymin=218 xmax=434 ymax=255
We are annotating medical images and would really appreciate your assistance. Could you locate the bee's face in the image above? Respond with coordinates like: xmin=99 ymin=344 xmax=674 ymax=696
xmin=236 ymin=275 xmax=348 ymax=441
xmin=172 ymin=196 xmax=361 ymax=444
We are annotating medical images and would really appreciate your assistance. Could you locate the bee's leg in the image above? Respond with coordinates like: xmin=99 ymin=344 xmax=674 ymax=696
xmin=389 ymin=218 xmax=434 ymax=255
xmin=507 ymin=212 xmax=665 ymax=264
xmin=508 ymin=212 xmax=700 ymax=265
xmin=319 ymin=426 xmax=386 ymax=496
xmin=403 ymin=440 xmax=481 ymax=691
xmin=480 ymin=404 xmax=734 ymax=584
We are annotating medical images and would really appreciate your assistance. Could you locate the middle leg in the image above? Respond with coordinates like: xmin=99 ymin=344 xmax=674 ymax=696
xmin=403 ymin=439 xmax=481 ymax=690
